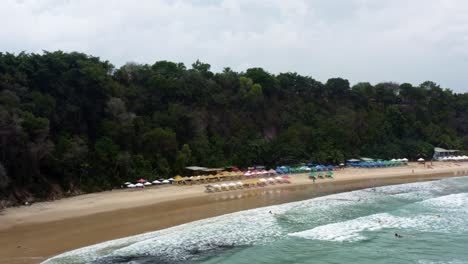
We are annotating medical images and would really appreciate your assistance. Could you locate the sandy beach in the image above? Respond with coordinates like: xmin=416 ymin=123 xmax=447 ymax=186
xmin=1 ymin=162 xmax=468 ymax=264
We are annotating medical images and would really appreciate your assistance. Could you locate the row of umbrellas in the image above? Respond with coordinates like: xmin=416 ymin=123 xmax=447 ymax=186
xmin=439 ymin=156 xmax=468 ymax=161
xmin=390 ymin=158 xmax=409 ymax=162
xmin=173 ymin=170 xmax=278 ymax=183
xmin=206 ymin=176 xmax=291 ymax=192
xmin=124 ymin=178 xmax=173 ymax=188
xmin=348 ymin=159 xmax=409 ymax=168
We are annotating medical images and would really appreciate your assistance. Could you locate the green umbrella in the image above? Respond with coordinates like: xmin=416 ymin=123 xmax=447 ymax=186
xmin=309 ymin=172 xmax=317 ymax=179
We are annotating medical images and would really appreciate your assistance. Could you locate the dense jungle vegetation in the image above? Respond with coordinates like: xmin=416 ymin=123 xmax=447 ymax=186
xmin=1 ymin=51 xmax=467 ymax=204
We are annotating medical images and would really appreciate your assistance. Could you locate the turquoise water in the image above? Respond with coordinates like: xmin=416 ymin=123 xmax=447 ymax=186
xmin=43 ymin=177 xmax=468 ymax=264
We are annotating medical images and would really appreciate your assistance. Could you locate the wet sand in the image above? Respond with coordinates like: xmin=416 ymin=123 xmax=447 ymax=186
xmin=1 ymin=162 xmax=468 ymax=264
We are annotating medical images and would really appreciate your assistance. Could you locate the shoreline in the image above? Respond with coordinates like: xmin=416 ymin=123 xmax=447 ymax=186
xmin=1 ymin=162 xmax=468 ymax=264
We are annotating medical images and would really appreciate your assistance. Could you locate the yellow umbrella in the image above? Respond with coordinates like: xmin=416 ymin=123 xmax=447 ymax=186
xmin=173 ymin=175 xmax=184 ymax=182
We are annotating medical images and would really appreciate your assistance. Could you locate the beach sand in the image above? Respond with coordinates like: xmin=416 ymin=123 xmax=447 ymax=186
xmin=1 ymin=162 xmax=468 ymax=264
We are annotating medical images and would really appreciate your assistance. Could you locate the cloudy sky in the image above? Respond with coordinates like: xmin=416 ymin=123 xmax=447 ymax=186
xmin=2 ymin=0 xmax=468 ymax=91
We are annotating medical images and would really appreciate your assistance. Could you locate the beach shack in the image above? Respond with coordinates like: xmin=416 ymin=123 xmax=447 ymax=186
xmin=433 ymin=147 xmax=460 ymax=160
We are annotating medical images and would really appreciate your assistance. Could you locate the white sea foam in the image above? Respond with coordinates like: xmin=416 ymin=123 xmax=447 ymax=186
xmin=42 ymin=177 xmax=468 ymax=264
xmin=290 ymin=193 xmax=468 ymax=242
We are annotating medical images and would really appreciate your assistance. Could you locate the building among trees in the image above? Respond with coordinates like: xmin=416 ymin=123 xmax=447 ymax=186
xmin=433 ymin=147 xmax=460 ymax=160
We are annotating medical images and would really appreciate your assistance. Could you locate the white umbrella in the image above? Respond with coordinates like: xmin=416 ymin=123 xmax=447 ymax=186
xmin=275 ymin=176 xmax=282 ymax=180
xmin=402 ymin=158 xmax=408 ymax=162
xmin=305 ymin=167 xmax=311 ymax=171
xmin=236 ymin=182 xmax=243 ymax=186
xmin=229 ymin=183 xmax=236 ymax=187
xmin=135 ymin=183 xmax=144 ymax=187
xmin=127 ymin=184 xmax=136 ymax=188
xmin=124 ymin=182 xmax=132 ymax=185
xmin=152 ymin=180 xmax=161 ymax=184
xmin=168 ymin=178 xmax=174 ymax=181
xmin=259 ymin=178 xmax=267 ymax=182
xmin=390 ymin=159 xmax=396 ymax=161
xmin=162 ymin=180 xmax=170 ymax=184
xmin=417 ymin=158 xmax=425 ymax=162
xmin=213 ymin=184 xmax=221 ymax=188
xmin=267 ymin=178 xmax=275 ymax=181
xmin=144 ymin=182 xmax=152 ymax=186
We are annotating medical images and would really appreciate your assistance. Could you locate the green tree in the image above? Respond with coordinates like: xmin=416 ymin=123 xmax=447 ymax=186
xmin=174 ymin=144 xmax=192 ymax=174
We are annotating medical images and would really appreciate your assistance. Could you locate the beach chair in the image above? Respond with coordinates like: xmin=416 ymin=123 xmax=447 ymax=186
xmin=326 ymin=171 xmax=334 ymax=178
xmin=318 ymin=172 xmax=324 ymax=179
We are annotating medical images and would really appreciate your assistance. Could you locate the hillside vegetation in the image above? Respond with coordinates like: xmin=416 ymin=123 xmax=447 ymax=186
xmin=1 ymin=51 xmax=467 ymax=204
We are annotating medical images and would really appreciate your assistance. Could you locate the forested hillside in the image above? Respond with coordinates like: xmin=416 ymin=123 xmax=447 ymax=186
xmin=1 ymin=51 xmax=467 ymax=204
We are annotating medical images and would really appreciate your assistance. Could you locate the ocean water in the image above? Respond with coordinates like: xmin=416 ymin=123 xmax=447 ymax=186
xmin=43 ymin=177 xmax=468 ymax=264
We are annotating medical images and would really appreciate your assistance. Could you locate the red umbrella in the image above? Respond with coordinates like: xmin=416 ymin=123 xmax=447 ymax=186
xmin=282 ymin=175 xmax=290 ymax=179
xmin=232 ymin=167 xmax=240 ymax=171
xmin=137 ymin=178 xmax=147 ymax=183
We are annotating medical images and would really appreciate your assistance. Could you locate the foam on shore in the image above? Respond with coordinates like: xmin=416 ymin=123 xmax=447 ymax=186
xmin=42 ymin=177 xmax=468 ymax=264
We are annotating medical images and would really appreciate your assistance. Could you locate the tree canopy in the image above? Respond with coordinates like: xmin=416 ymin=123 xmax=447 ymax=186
xmin=1 ymin=51 xmax=467 ymax=204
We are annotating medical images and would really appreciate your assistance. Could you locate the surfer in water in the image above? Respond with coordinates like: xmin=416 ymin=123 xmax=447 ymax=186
xmin=395 ymin=233 xmax=403 ymax=238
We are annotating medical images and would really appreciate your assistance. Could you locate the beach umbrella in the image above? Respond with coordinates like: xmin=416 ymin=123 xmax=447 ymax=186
xmin=268 ymin=169 xmax=276 ymax=174
xmin=135 ymin=183 xmax=144 ymax=187
xmin=137 ymin=178 xmax=147 ymax=183
xmin=162 ymin=180 xmax=170 ymax=184
xmin=127 ymin=184 xmax=136 ymax=188
xmin=402 ymin=158 xmax=408 ymax=162
xmin=417 ymin=158 xmax=425 ymax=162
xmin=229 ymin=183 xmax=236 ymax=187
xmin=124 ymin=182 xmax=132 ymax=185
xmin=275 ymin=176 xmax=282 ymax=180
xmin=152 ymin=180 xmax=161 ymax=184
xmin=144 ymin=182 xmax=152 ymax=186
xmin=282 ymin=175 xmax=290 ymax=179
xmin=305 ymin=167 xmax=311 ymax=171
xmin=259 ymin=178 xmax=267 ymax=182
xmin=267 ymin=177 xmax=274 ymax=181
xmin=236 ymin=182 xmax=243 ymax=186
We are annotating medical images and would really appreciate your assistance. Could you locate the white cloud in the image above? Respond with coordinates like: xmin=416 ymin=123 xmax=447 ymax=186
xmin=1 ymin=0 xmax=468 ymax=91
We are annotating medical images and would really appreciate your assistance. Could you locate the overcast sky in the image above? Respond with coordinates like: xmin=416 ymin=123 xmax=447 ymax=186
xmin=2 ymin=0 xmax=468 ymax=91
